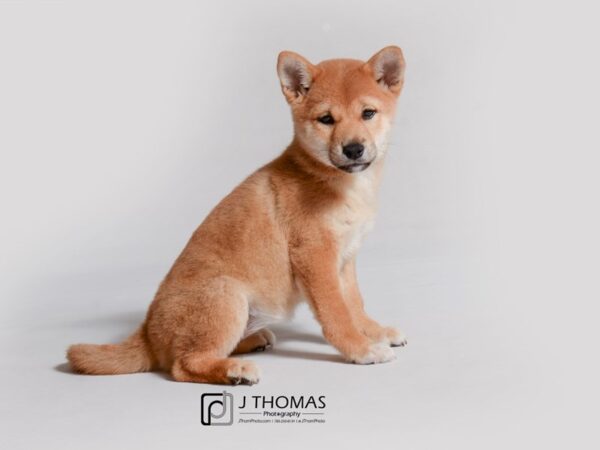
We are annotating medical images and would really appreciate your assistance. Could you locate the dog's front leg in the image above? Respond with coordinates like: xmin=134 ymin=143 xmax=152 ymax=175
xmin=291 ymin=237 xmax=395 ymax=364
xmin=341 ymin=259 xmax=407 ymax=347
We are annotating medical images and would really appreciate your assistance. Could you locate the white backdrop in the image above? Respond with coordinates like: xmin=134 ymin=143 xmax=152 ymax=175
xmin=1 ymin=1 xmax=599 ymax=449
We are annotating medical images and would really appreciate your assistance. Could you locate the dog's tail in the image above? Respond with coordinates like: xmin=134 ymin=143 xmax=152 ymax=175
xmin=67 ymin=325 xmax=155 ymax=375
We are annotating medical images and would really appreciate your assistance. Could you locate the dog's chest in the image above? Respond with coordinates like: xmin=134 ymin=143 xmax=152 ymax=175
xmin=327 ymin=174 xmax=378 ymax=263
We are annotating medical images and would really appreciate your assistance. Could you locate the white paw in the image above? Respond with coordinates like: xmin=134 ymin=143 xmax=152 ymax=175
xmin=352 ymin=343 xmax=396 ymax=365
xmin=385 ymin=327 xmax=408 ymax=347
xmin=227 ymin=360 xmax=261 ymax=385
xmin=260 ymin=328 xmax=276 ymax=348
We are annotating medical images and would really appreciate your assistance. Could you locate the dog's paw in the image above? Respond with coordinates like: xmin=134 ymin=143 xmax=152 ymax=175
xmin=226 ymin=360 xmax=261 ymax=385
xmin=351 ymin=343 xmax=396 ymax=365
xmin=249 ymin=328 xmax=276 ymax=352
xmin=258 ymin=328 xmax=276 ymax=350
xmin=385 ymin=327 xmax=408 ymax=347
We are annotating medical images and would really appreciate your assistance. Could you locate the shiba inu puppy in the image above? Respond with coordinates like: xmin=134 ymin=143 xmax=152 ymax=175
xmin=67 ymin=46 xmax=407 ymax=385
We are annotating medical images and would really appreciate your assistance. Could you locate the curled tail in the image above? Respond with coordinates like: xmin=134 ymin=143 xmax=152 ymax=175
xmin=67 ymin=325 xmax=155 ymax=375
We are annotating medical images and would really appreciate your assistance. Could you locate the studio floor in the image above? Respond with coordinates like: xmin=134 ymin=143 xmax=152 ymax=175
xmin=1 ymin=257 xmax=585 ymax=449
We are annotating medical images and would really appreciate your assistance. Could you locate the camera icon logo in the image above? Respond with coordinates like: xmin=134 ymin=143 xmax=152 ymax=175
xmin=201 ymin=391 xmax=234 ymax=426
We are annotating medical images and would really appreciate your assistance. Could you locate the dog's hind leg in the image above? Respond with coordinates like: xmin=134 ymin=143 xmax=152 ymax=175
xmin=169 ymin=278 xmax=261 ymax=385
xmin=172 ymin=353 xmax=260 ymax=385
xmin=232 ymin=328 xmax=276 ymax=355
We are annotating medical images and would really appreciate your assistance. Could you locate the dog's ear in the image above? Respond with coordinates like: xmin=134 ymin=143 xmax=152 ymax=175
xmin=277 ymin=51 xmax=316 ymax=103
xmin=365 ymin=46 xmax=406 ymax=95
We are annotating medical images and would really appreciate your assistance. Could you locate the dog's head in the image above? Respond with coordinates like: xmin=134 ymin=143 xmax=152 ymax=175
xmin=277 ymin=46 xmax=405 ymax=173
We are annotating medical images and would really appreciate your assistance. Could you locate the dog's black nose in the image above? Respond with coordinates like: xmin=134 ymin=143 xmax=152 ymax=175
xmin=342 ymin=142 xmax=364 ymax=160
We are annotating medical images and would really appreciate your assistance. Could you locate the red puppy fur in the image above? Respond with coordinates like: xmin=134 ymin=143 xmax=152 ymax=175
xmin=67 ymin=46 xmax=407 ymax=385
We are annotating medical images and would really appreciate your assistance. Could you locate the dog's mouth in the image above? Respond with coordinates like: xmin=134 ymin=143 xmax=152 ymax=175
xmin=337 ymin=162 xmax=371 ymax=173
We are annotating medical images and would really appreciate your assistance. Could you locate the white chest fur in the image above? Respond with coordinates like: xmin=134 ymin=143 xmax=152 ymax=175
xmin=327 ymin=169 xmax=379 ymax=266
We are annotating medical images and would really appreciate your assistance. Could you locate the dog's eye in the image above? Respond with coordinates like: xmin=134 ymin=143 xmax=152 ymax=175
xmin=317 ymin=114 xmax=335 ymax=125
xmin=362 ymin=109 xmax=377 ymax=120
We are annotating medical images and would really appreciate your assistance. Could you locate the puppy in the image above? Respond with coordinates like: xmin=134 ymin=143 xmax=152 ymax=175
xmin=67 ymin=46 xmax=407 ymax=385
